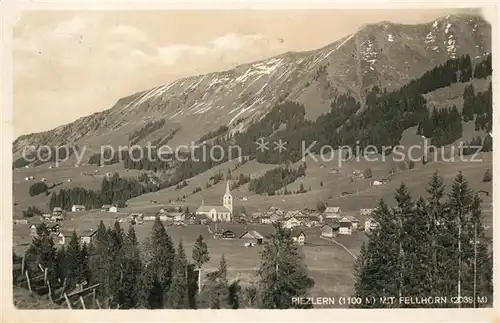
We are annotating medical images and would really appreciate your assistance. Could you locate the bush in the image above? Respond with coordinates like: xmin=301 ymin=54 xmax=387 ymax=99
xmin=363 ymin=168 xmax=372 ymax=179
xmin=28 ymin=182 xmax=48 ymax=197
xmin=482 ymin=169 xmax=492 ymax=182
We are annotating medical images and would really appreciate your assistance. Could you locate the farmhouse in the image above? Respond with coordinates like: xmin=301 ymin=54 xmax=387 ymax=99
xmin=307 ymin=215 xmax=322 ymax=227
xmin=195 ymin=181 xmax=233 ymax=222
xmin=283 ymin=216 xmax=301 ymax=229
xmin=371 ymin=180 xmax=384 ymax=186
xmin=291 ymin=230 xmax=306 ymax=245
xmin=71 ymin=205 xmax=86 ymax=212
xmin=365 ymin=218 xmax=378 ymax=233
xmin=80 ymin=230 xmax=97 ymax=245
xmin=215 ymin=229 xmax=236 ymax=239
xmin=49 ymin=224 xmax=61 ymax=233
xmin=260 ymin=216 xmax=272 ymax=224
xmin=52 ymin=207 xmax=63 ymax=215
xmin=321 ymin=222 xmax=340 ymax=238
xmin=345 ymin=216 xmax=360 ymax=229
xmin=239 ymin=230 xmax=264 ymax=245
xmin=324 ymin=206 xmax=342 ymax=219
xmin=339 ymin=221 xmax=353 ymax=235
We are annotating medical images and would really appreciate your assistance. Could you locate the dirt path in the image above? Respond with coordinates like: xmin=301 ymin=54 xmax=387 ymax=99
xmin=320 ymin=236 xmax=357 ymax=260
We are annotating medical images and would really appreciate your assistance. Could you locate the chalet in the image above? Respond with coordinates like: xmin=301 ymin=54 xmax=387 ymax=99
xmin=307 ymin=215 xmax=322 ymax=227
xmin=30 ymin=224 xmax=38 ymax=237
xmin=239 ymin=230 xmax=264 ymax=245
xmin=109 ymin=206 xmax=118 ymax=213
xmin=371 ymin=180 xmax=384 ymax=186
xmin=330 ymin=168 xmax=340 ymax=174
xmin=80 ymin=230 xmax=97 ymax=245
xmin=360 ymin=208 xmax=374 ymax=216
xmin=40 ymin=177 xmax=47 ymax=182
xmin=269 ymin=213 xmax=281 ymax=223
xmin=13 ymin=219 xmax=28 ymax=225
xmin=339 ymin=221 xmax=352 ymax=235
xmin=345 ymin=216 xmax=360 ymax=229
xmin=143 ymin=215 xmax=157 ymax=221
xmin=51 ymin=214 xmax=64 ymax=222
xmin=291 ymin=230 xmax=306 ymax=245
xmin=364 ymin=218 xmax=378 ymax=233
xmin=324 ymin=206 xmax=342 ymax=219
xmin=169 ymin=212 xmax=185 ymax=222
xmin=260 ymin=216 xmax=272 ymax=224
xmin=283 ymin=216 xmax=301 ymax=229
xmin=52 ymin=207 xmax=63 ymax=215
xmin=321 ymin=223 xmax=340 ymax=238
xmin=284 ymin=210 xmax=303 ymax=218
xmin=71 ymin=205 xmax=86 ymax=212
xmin=352 ymin=170 xmax=364 ymax=179
xmin=251 ymin=212 xmax=263 ymax=219
xmin=24 ymin=177 xmax=29 ymax=181
xmin=217 ymin=229 xmax=236 ymax=239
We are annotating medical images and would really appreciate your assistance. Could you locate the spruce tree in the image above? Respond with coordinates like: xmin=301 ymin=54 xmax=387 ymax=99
xmin=192 ymin=234 xmax=210 ymax=296
xmin=65 ymin=231 xmax=87 ymax=289
xmin=446 ymin=171 xmax=473 ymax=307
xmin=167 ymin=240 xmax=189 ymax=309
xmin=482 ymin=134 xmax=492 ymax=152
xmin=352 ymin=199 xmax=400 ymax=308
xmin=482 ymin=169 xmax=492 ymax=182
xmin=120 ymin=225 xmax=142 ymax=309
xmin=201 ymin=255 xmax=230 ymax=309
xmin=25 ymin=224 xmax=58 ymax=284
xmin=257 ymin=222 xmax=314 ymax=309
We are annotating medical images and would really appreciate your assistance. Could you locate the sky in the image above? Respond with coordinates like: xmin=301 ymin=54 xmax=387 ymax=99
xmin=13 ymin=9 xmax=480 ymax=137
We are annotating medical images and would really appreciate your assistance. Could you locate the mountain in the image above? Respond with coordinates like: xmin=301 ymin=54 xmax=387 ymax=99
xmin=13 ymin=14 xmax=490 ymax=157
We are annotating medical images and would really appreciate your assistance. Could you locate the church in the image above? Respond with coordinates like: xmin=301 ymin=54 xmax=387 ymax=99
xmin=195 ymin=181 xmax=233 ymax=222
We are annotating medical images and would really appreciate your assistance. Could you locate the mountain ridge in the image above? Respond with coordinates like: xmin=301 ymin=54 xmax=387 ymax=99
xmin=13 ymin=13 xmax=491 ymax=158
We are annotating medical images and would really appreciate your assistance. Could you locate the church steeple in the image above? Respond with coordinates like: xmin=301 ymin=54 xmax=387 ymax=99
xmin=223 ymin=180 xmax=233 ymax=217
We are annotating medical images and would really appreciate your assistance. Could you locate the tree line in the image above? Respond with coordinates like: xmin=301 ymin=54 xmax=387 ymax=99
xmin=20 ymin=220 xmax=314 ymax=309
xmin=354 ymin=171 xmax=493 ymax=308
xmin=48 ymin=173 xmax=159 ymax=210
xmin=248 ymin=162 xmax=307 ymax=195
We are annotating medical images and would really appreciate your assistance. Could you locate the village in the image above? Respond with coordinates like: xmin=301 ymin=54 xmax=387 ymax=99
xmin=22 ymin=180 xmax=378 ymax=251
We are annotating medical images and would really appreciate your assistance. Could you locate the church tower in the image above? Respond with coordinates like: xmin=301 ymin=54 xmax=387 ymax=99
xmin=223 ymin=181 xmax=233 ymax=216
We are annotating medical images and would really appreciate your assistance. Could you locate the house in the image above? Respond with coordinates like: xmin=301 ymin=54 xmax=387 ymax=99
xmin=324 ymin=206 xmax=342 ymax=219
xmin=216 ymin=229 xmax=236 ymax=239
xmin=143 ymin=215 xmax=156 ymax=221
xmin=109 ymin=206 xmax=118 ymax=213
xmin=360 ymin=208 xmax=374 ymax=216
xmin=291 ymin=230 xmax=306 ymax=245
xmin=13 ymin=219 xmax=28 ymax=225
xmin=339 ymin=221 xmax=352 ymax=235
xmin=52 ymin=207 xmax=63 ymax=215
xmin=239 ymin=230 xmax=264 ymax=245
xmin=30 ymin=224 xmax=38 ymax=237
xmin=269 ymin=213 xmax=282 ymax=223
xmin=365 ymin=218 xmax=378 ymax=233
xmin=260 ymin=216 xmax=272 ymax=224
xmin=195 ymin=181 xmax=233 ymax=222
xmin=330 ymin=168 xmax=340 ymax=174
xmin=283 ymin=216 xmax=301 ymax=229
xmin=40 ymin=177 xmax=47 ymax=182
xmin=308 ymin=215 xmax=322 ymax=227
xmin=24 ymin=177 xmax=29 ymax=181
xmin=346 ymin=216 xmax=360 ymax=229
xmin=371 ymin=180 xmax=384 ymax=186
xmin=80 ymin=230 xmax=97 ymax=245
xmin=320 ymin=222 xmax=340 ymax=238
xmin=71 ymin=205 xmax=86 ymax=212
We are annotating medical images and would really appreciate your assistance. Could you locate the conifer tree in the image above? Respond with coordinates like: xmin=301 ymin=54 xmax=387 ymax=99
xmin=257 ymin=222 xmax=314 ymax=308
xmin=482 ymin=134 xmax=493 ymax=152
xmin=201 ymin=255 xmax=230 ymax=309
xmin=482 ymin=169 xmax=492 ymax=182
xmin=447 ymin=171 xmax=473 ymax=307
xmin=25 ymin=224 xmax=58 ymax=284
xmin=65 ymin=231 xmax=87 ymax=289
xmin=120 ymin=225 xmax=142 ymax=309
xmin=192 ymin=234 xmax=210 ymax=296
xmin=141 ymin=216 xmax=175 ymax=308
xmin=167 ymin=240 xmax=189 ymax=309
xmin=353 ymin=199 xmax=400 ymax=307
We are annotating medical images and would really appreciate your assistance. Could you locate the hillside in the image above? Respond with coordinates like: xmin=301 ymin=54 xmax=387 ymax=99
xmin=13 ymin=14 xmax=490 ymax=156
